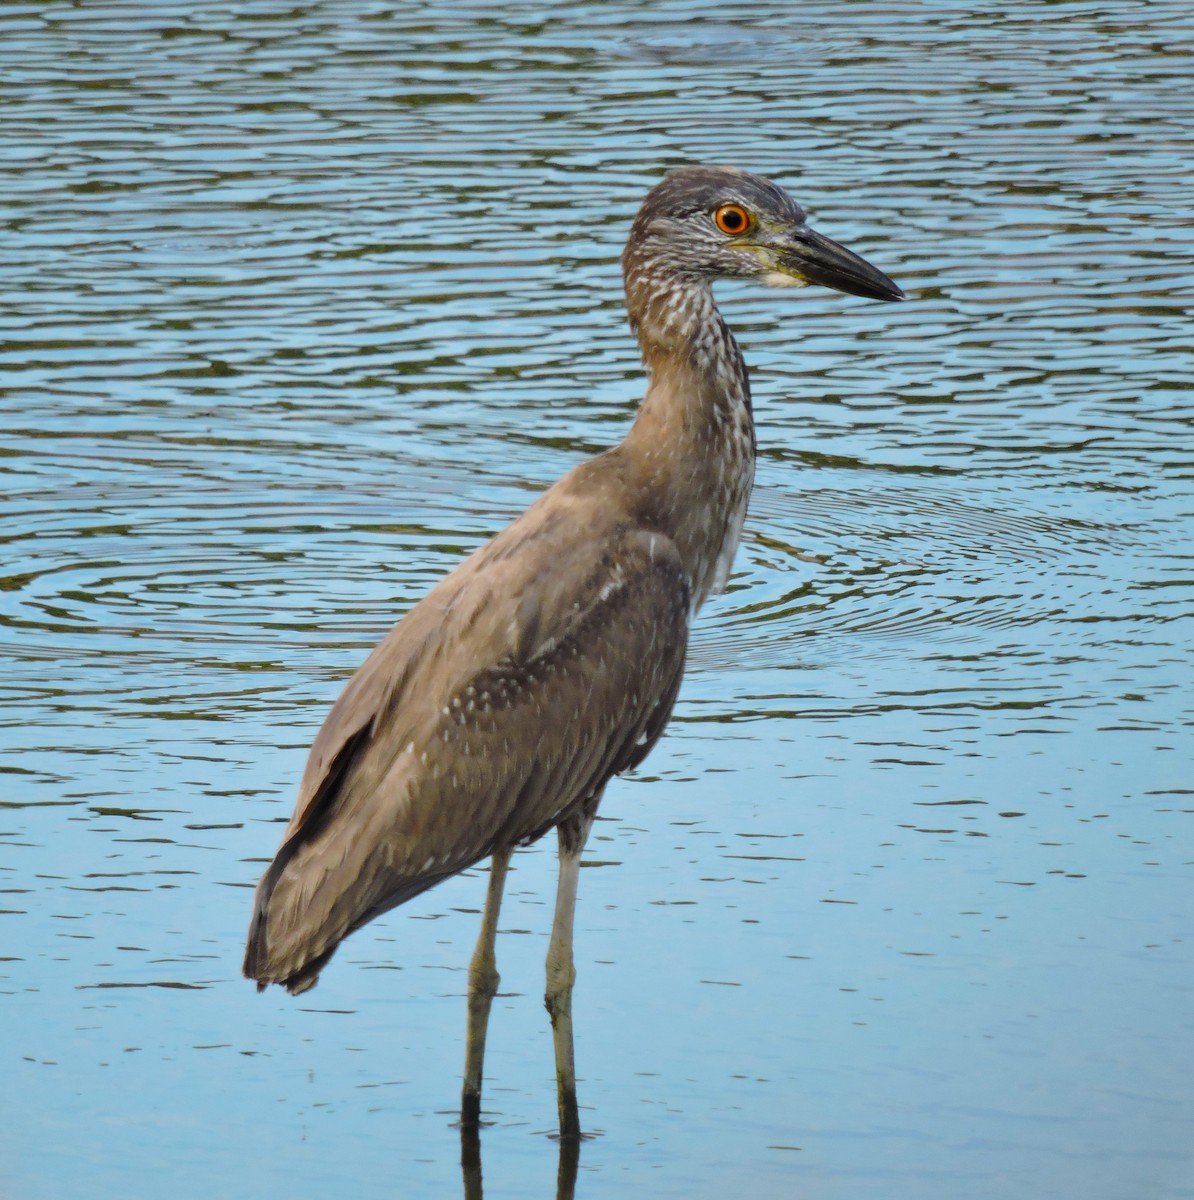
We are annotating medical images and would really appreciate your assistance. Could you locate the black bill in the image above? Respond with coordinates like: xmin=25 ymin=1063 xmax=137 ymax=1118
xmin=778 ymin=224 xmax=905 ymax=302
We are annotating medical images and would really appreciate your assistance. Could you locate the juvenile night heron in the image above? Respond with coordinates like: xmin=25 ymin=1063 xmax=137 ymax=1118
xmin=244 ymin=166 xmax=903 ymax=1139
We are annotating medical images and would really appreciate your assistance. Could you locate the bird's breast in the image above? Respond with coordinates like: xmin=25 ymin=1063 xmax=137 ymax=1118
xmin=679 ymin=399 xmax=756 ymax=610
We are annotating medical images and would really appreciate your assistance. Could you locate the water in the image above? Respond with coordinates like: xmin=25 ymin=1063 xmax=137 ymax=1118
xmin=3 ymin=2 xmax=1192 ymax=1197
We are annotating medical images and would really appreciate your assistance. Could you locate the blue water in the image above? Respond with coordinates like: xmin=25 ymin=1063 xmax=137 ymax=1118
xmin=2 ymin=2 xmax=1192 ymax=1197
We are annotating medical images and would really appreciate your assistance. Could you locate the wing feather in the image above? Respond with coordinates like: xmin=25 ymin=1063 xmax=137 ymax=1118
xmin=245 ymin=479 xmax=692 ymax=993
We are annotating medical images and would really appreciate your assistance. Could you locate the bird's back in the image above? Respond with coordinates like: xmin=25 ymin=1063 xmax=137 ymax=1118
xmin=245 ymin=448 xmax=692 ymax=993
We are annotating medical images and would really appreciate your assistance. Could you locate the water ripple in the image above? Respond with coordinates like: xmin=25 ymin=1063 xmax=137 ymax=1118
xmin=690 ymin=479 xmax=1184 ymax=672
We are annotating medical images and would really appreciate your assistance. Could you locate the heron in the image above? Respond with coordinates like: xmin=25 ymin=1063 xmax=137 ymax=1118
xmin=244 ymin=166 xmax=903 ymax=1139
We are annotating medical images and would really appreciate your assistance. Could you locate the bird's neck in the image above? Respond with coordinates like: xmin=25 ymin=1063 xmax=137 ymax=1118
xmin=619 ymin=270 xmax=757 ymax=610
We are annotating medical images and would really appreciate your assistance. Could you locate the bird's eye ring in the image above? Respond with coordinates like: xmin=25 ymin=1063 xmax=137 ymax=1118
xmin=714 ymin=203 xmax=751 ymax=235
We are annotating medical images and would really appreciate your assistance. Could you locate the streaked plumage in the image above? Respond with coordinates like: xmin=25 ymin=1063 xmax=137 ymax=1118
xmin=245 ymin=166 xmax=903 ymax=1137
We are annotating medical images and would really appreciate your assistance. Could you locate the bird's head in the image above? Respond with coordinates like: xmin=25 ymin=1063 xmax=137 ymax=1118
xmin=626 ymin=166 xmax=904 ymax=303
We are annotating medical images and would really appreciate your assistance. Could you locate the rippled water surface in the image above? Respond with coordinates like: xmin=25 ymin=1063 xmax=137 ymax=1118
xmin=3 ymin=3 xmax=1193 ymax=1198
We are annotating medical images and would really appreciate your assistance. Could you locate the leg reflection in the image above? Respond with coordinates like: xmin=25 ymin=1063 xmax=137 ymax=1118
xmin=458 ymin=1124 xmax=581 ymax=1200
xmin=460 ymin=1123 xmax=483 ymax=1200
xmin=556 ymin=1133 xmax=580 ymax=1200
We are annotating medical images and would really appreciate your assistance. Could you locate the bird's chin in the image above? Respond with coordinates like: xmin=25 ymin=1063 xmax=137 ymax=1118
xmin=760 ymin=269 xmax=811 ymax=289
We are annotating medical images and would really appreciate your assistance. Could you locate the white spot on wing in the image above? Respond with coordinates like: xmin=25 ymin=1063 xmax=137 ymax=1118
xmin=531 ymin=635 xmax=558 ymax=660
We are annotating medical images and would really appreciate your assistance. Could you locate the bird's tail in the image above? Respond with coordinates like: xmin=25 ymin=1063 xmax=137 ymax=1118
xmin=243 ymin=843 xmax=450 ymax=996
xmin=244 ymin=919 xmax=334 ymax=995
xmin=243 ymin=861 xmax=341 ymax=995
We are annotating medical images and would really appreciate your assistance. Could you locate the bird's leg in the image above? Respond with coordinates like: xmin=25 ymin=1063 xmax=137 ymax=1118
xmin=545 ymin=812 xmax=593 ymax=1141
xmin=461 ymin=844 xmax=512 ymax=1129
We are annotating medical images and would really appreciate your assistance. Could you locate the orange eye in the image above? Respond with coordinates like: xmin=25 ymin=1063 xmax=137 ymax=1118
xmin=714 ymin=203 xmax=751 ymax=235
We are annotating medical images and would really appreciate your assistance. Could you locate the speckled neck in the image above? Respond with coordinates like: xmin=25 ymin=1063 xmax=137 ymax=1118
xmin=620 ymin=250 xmax=757 ymax=611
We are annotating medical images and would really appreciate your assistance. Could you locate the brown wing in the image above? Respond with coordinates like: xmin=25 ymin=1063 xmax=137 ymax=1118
xmin=245 ymin=485 xmax=691 ymax=993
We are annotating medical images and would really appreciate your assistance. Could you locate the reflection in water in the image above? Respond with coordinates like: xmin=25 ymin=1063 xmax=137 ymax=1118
xmin=460 ymin=1127 xmax=579 ymax=1200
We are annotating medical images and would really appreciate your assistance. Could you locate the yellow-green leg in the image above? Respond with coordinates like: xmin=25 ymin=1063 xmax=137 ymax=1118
xmin=544 ymin=814 xmax=592 ymax=1141
xmin=461 ymin=845 xmax=512 ymax=1129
